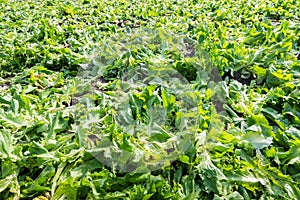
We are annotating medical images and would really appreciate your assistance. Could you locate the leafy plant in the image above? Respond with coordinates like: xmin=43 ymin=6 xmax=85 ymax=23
xmin=0 ymin=0 xmax=299 ymax=199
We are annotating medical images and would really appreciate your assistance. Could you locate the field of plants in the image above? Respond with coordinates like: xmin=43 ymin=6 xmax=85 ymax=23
xmin=0 ymin=0 xmax=300 ymax=199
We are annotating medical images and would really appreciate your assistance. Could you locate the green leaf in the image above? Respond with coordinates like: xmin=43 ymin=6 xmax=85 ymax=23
xmin=243 ymin=132 xmax=273 ymax=149
xmin=179 ymin=155 xmax=190 ymax=164
xmin=0 ymin=130 xmax=13 ymax=159
xmin=0 ymin=174 xmax=15 ymax=193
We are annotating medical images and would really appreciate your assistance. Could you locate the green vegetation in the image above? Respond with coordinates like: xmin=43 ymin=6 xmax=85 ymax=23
xmin=0 ymin=0 xmax=299 ymax=199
